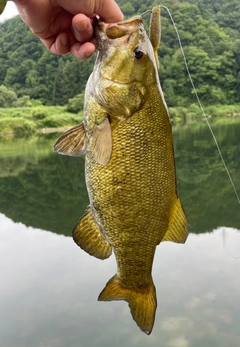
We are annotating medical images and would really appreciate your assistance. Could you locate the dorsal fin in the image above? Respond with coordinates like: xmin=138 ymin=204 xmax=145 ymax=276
xmin=149 ymin=6 xmax=161 ymax=69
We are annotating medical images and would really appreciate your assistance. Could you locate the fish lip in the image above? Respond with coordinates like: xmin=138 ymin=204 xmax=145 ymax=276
xmin=93 ymin=17 xmax=109 ymax=50
xmin=94 ymin=15 xmax=143 ymax=50
xmin=93 ymin=17 xmax=111 ymax=39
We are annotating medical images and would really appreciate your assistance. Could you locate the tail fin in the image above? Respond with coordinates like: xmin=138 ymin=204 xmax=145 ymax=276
xmin=98 ymin=275 xmax=157 ymax=335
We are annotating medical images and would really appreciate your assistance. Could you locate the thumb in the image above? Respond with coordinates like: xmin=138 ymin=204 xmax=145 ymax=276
xmin=93 ymin=0 xmax=124 ymax=22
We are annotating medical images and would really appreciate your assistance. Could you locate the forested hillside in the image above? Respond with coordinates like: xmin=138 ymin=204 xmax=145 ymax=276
xmin=0 ymin=0 xmax=239 ymax=107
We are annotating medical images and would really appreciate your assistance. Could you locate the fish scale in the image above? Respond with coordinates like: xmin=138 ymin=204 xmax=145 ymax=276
xmin=54 ymin=7 xmax=188 ymax=335
xmin=85 ymin=85 xmax=175 ymax=306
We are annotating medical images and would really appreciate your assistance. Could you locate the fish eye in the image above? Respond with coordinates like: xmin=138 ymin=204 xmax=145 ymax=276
xmin=134 ymin=48 xmax=145 ymax=60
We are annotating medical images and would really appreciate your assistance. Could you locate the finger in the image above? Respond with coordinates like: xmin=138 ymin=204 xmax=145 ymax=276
xmin=70 ymin=41 xmax=96 ymax=60
xmin=72 ymin=14 xmax=93 ymax=43
xmin=41 ymin=32 xmax=71 ymax=55
xmin=55 ymin=0 xmax=124 ymax=23
xmin=52 ymin=32 xmax=71 ymax=54
xmin=95 ymin=0 xmax=124 ymax=22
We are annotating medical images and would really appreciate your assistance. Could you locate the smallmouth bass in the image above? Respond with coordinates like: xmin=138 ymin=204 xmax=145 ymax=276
xmin=54 ymin=7 xmax=188 ymax=335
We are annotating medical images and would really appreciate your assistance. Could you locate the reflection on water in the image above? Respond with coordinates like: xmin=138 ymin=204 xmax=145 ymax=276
xmin=173 ymin=120 xmax=240 ymax=232
xmin=0 ymin=121 xmax=240 ymax=345
xmin=0 ymin=121 xmax=239 ymax=236
xmin=0 ymin=134 xmax=89 ymax=236
xmin=1 ymin=213 xmax=239 ymax=347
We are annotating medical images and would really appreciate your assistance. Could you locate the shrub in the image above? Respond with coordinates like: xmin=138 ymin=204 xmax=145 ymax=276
xmin=0 ymin=117 xmax=36 ymax=134
xmin=0 ymin=85 xmax=18 ymax=107
xmin=14 ymin=95 xmax=31 ymax=107
xmin=67 ymin=94 xmax=84 ymax=113
xmin=40 ymin=114 xmax=79 ymax=128
xmin=31 ymin=106 xmax=50 ymax=120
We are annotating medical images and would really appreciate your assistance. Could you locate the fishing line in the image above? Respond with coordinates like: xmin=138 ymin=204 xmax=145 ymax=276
xmin=141 ymin=10 xmax=152 ymax=17
xmin=158 ymin=5 xmax=240 ymax=205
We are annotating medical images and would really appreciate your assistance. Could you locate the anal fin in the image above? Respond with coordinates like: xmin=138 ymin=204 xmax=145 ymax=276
xmin=162 ymin=198 xmax=188 ymax=243
xmin=73 ymin=207 xmax=112 ymax=260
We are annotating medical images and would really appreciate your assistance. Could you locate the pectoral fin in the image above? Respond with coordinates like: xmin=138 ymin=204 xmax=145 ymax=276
xmin=73 ymin=207 xmax=112 ymax=260
xmin=162 ymin=198 xmax=188 ymax=243
xmin=92 ymin=117 xmax=112 ymax=166
xmin=54 ymin=123 xmax=87 ymax=156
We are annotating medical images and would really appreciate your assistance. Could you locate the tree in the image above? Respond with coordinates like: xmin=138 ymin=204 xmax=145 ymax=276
xmin=0 ymin=1 xmax=239 ymax=106
xmin=121 ymin=2 xmax=135 ymax=16
xmin=0 ymin=85 xmax=17 ymax=107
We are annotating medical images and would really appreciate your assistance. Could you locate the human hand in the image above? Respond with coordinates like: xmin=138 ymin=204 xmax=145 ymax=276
xmin=14 ymin=0 xmax=123 ymax=60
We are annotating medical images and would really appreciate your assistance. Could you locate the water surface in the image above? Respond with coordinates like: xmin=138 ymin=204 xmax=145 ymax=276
xmin=0 ymin=121 xmax=239 ymax=346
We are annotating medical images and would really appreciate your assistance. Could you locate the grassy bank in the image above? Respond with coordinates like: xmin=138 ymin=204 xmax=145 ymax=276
xmin=0 ymin=106 xmax=83 ymax=135
xmin=169 ymin=103 xmax=240 ymax=124
xmin=0 ymin=103 xmax=240 ymax=135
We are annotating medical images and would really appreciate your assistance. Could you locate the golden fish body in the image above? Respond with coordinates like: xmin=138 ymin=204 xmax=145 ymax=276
xmin=0 ymin=0 xmax=7 ymax=14
xmin=54 ymin=7 xmax=188 ymax=335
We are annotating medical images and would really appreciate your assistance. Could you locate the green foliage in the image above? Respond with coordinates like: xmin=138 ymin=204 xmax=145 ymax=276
xmin=0 ymin=106 xmax=82 ymax=134
xmin=0 ymin=85 xmax=32 ymax=107
xmin=14 ymin=95 xmax=31 ymax=107
xmin=0 ymin=102 xmax=238 ymax=135
xmin=0 ymin=117 xmax=36 ymax=134
xmin=31 ymin=106 xmax=50 ymax=120
xmin=40 ymin=113 xmax=81 ymax=128
xmin=66 ymin=93 xmax=84 ymax=113
xmin=0 ymin=136 xmax=89 ymax=235
xmin=0 ymin=16 xmax=96 ymax=106
xmin=0 ymin=1 xmax=239 ymax=107
xmin=121 ymin=2 xmax=135 ymax=16
xmin=0 ymin=85 xmax=17 ymax=107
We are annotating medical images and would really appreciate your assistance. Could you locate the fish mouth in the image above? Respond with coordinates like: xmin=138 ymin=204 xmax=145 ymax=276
xmin=93 ymin=15 xmax=143 ymax=49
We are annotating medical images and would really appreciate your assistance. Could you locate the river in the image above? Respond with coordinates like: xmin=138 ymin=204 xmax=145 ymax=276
xmin=0 ymin=120 xmax=239 ymax=346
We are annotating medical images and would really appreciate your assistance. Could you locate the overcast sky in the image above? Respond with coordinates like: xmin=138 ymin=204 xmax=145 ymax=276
xmin=0 ymin=2 xmax=19 ymax=22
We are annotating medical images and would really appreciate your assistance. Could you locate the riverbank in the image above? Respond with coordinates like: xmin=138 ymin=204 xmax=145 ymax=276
xmin=169 ymin=103 xmax=240 ymax=123
xmin=0 ymin=106 xmax=83 ymax=136
xmin=0 ymin=104 xmax=240 ymax=136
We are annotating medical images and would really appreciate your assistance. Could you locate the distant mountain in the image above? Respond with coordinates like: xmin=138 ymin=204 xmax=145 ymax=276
xmin=0 ymin=0 xmax=239 ymax=106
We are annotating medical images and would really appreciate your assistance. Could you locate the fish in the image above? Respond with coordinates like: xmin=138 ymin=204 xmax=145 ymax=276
xmin=54 ymin=6 xmax=188 ymax=335
xmin=0 ymin=0 xmax=7 ymax=14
